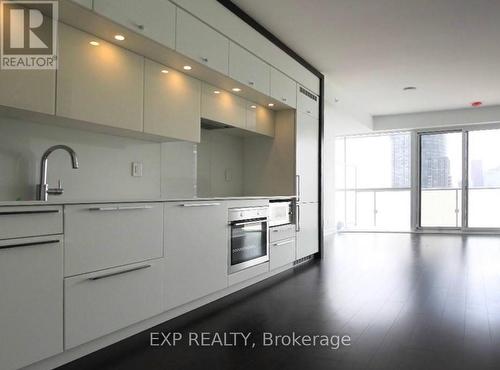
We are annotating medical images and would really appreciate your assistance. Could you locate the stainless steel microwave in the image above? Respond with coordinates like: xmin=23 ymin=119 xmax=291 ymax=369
xmin=269 ymin=200 xmax=294 ymax=227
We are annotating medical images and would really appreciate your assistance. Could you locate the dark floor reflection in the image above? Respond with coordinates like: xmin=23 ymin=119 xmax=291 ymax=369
xmin=60 ymin=233 xmax=500 ymax=370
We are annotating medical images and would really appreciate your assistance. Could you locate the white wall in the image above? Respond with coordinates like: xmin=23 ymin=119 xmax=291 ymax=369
xmin=373 ymin=105 xmax=500 ymax=131
xmin=323 ymin=79 xmax=373 ymax=234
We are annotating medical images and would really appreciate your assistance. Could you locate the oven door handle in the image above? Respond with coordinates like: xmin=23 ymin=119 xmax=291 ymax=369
xmin=231 ymin=219 xmax=267 ymax=227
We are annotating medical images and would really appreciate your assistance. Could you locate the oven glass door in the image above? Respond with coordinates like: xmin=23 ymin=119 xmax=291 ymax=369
xmin=230 ymin=218 xmax=268 ymax=272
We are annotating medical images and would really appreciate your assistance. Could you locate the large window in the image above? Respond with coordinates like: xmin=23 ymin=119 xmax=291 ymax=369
xmin=335 ymin=133 xmax=411 ymax=231
xmin=468 ymin=129 xmax=500 ymax=228
xmin=419 ymin=132 xmax=462 ymax=228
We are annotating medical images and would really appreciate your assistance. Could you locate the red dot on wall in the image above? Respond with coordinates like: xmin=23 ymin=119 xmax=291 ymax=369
xmin=471 ymin=101 xmax=483 ymax=107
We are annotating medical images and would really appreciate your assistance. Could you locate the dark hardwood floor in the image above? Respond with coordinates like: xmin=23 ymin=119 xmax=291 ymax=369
xmin=59 ymin=233 xmax=500 ymax=370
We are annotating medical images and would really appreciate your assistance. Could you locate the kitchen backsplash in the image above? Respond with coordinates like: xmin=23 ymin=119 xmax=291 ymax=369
xmin=0 ymin=117 xmax=249 ymax=201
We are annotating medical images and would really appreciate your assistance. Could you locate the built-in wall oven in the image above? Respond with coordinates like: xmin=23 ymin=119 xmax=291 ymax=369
xmin=228 ymin=206 xmax=269 ymax=274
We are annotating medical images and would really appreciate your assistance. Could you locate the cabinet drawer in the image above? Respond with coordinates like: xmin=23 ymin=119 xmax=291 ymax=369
xmin=94 ymin=0 xmax=176 ymax=49
xmin=64 ymin=259 xmax=163 ymax=349
xmin=270 ymin=68 xmax=297 ymax=108
xmin=229 ymin=42 xmax=270 ymax=95
xmin=176 ymin=8 xmax=229 ymax=75
xmin=270 ymin=238 xmax=296 ymax=270
xmin=0 ymin=206 xmax=62 ymax=240
xmin=0 ymin=236 xmax=63 ymax=370
xmin=297 ymin=85 xmax=319 ymax=118
xmin=270 ymin=224 xmax=296 ymax=243
xmin=64 ymin=203 xmax=163 ymax=276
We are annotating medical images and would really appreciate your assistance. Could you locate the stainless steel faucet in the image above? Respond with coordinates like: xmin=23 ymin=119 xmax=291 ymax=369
xmin=38 ymin=145 xmax=79 ymax=201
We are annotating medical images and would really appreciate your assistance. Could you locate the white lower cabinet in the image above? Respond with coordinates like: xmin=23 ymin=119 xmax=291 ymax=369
xmin=0 ymin=206 xmax=62 ymax=240
xmin=296 ymin=203 xmax=319 ymax=259
xmin=64 ymin=259 xmax=164 ymax=349
xmin=270 ymin=238 xmax=296 ymax=270
xmin=64 ymin=203 xmax=163 ymax=276
xmin=163 ymin=202 xmax=228 ymax=310
xmin=0 ymin=236 xmax=63 ymax=370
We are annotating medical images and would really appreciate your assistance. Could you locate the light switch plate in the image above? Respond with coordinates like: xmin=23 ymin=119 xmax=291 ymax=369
xmin=132 ymin=162 xmax=143 ymax=177
xmin=225 ymin=168 xmax=232 ymax=182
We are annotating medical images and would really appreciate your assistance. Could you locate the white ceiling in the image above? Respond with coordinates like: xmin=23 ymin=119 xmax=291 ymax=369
xmin=232 ymin=0 xmax=500 ymax=116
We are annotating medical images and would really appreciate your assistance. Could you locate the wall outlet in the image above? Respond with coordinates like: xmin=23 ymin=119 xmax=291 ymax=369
xmin=131 ymin=162 xmax=143 ymax=177
xmin=225 ymin=168 xmax=232 ymax=182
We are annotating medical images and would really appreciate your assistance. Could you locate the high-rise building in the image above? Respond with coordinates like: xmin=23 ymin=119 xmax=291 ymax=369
xmin=391 ymin=134 xmax=411 ymax=187
xmin=420 ymin=135 xmax=451 ymax=188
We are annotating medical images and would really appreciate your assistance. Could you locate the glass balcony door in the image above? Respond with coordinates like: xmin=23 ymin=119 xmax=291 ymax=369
xmin=418 ymin=131 xmax=463 ymax=228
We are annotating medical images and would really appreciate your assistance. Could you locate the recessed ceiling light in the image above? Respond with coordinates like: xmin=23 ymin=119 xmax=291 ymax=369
xmin=183 ymin=65 xmax=192 ymax=70
xmin=268 ymin=103 xmax=274 ymax=107
xmin=232 ymin=87 xmax=241 ymax=92
xmin=89 ymin=41 xmax=100 ymax=46
xmin=213 ymin=90 xmax=221 ymax=94
xmin=114 ymin=34 xmax=125 ymax=41
xmin=471 ymin=101 xmax=483 ymax=107
xmin=161 ymin=69 xmax=169 ymax=74
xmin=250 ymin=105 xmax=257 ymax=109
xmin=403 ymin=86 xmax=417 ymax=91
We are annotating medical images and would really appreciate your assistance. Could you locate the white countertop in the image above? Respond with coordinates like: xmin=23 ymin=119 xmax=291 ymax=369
xmin=0 ymin=195 xmax=296 ymax=207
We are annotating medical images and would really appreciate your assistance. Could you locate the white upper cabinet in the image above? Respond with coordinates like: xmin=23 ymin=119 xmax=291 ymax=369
xmin=57 ymin=24 xmax=144 ymax=132
xmin=246 ymin=104 xmax=275 ymax=137
xmin=0 ymin=69 xmax=55 ymax=114
xmin=201 ymin=83 xmax=246 ymax=129
xmin=176 ymin=8 xmax=229 ymax=75
xmin=229 ymin=42 xmax=270 ymax=95
xmin=296 ymin=111 xmax=319 ymax=203
xmin=297 ymin=85 xmax=319 ymax=119
xmin=144 ymin=59 xmax=201 ymax=142
xmin=270 ymin=67 xmax=297 ymax=108
xmin=93 ymin=0 xmax=176 ymax=49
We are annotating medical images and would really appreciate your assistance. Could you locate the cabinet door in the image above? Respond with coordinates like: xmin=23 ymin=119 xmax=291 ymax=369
xmin=201 ymin=83 xmax=246 ymax=129
xmin=270 ymin=67 xmax=297 ymax=108
xmin=164 ymin=202 xmax=228 ymax=310
xmin=56 ymin=24 xmax=144 ymax=132
xmin=229 ymin=42 xmax=270 ymax=95
xmin=296 ymin=112 xmax=319 ymax=203
xmin=65 ymin=259 xmax=163 ymax=349
xmin=64 ymin=203 xmax=163 ymax=276
xmin=94 ymin=0 xmax=176 ymax=49
xmin=144 ymin=59 xmax=201 ymax=142
xmin=176 ymin=8 xmax=229 ymax=75
xmin=297 ymin=85 xmax=319 ymax=118
xmin=0 ymin=236 xmax=63 ymax=370
xmin=256 ymin=105 xmax=275 ymax=137
xmin=296 ymin=203 xmax=319 ymax=259
xmin=246 ymin=104 xmax=275 ymax=137
xmin=0 ymin=69 xmax=55 ymax=114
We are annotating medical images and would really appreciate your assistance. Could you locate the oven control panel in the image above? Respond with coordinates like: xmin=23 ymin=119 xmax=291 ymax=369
xmin=228 ymin=206 xmax=269 ymax=222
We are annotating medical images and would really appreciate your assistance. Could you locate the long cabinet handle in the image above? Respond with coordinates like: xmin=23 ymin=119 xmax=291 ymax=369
xmin=88 ymin=205 xmax=154 ymax=212
xmin=0 ymin=209 xmax=60 ymax=216
xmin=272 ymin=239 xmax=294 ymax=247
xmin=0 ymin=239 xmax=60 ymax=250
xmin=88 ymin=264 xmax=151 ymax=281
xmin=181 ymin=203 xmax=221 ymax=207
xmin=296 ymin=204 xmax=301 ymax=232
xmin=296 ymin=175 xmax=301 ymax=201
xmin=231 ymin=219 xmax=267 ymax=227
